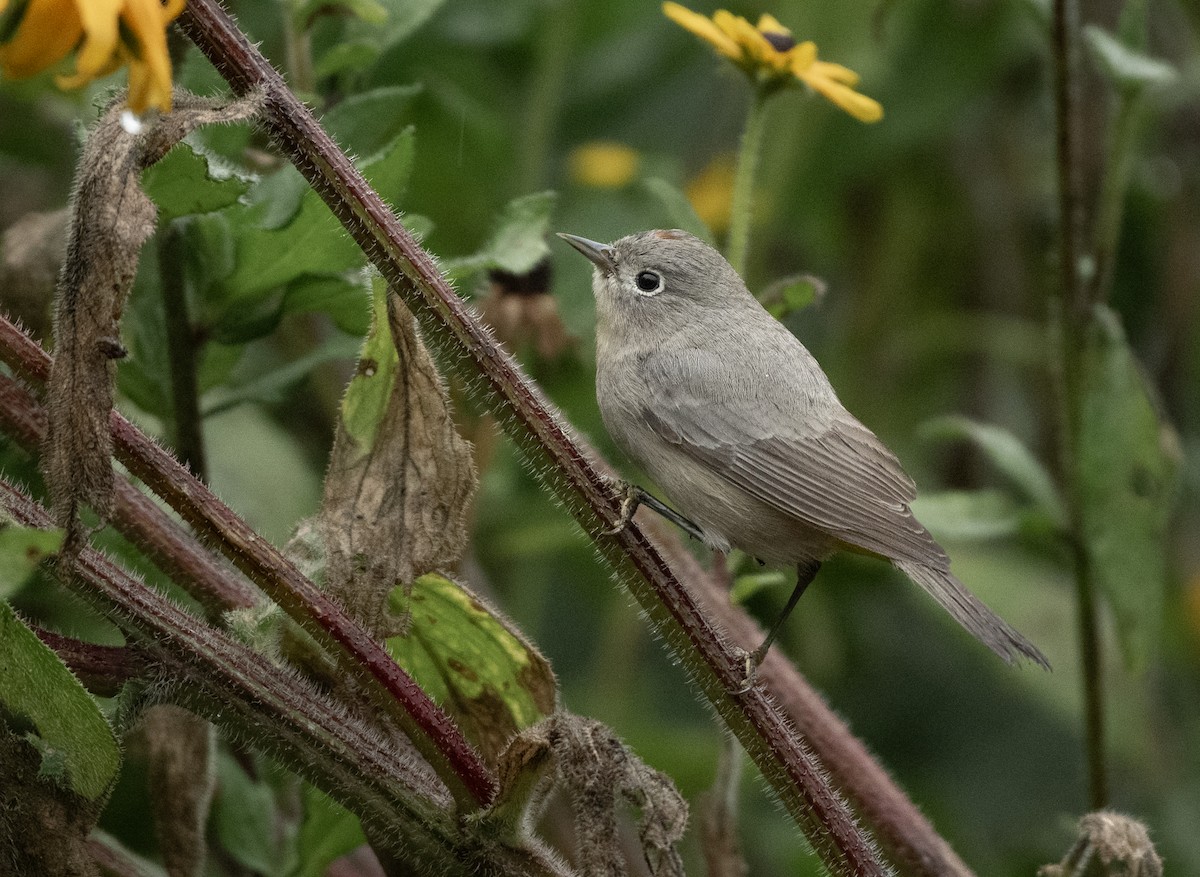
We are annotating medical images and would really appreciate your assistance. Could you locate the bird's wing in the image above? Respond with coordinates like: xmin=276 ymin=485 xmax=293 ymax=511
xmin=641 ymin=347 xmax=947 ymax=566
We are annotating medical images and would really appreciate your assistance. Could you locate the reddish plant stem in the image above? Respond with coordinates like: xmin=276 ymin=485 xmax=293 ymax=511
xmin=648 ymin=518 xmax=974 ymax=877
xmin=32 ymin=628 xmax=150 ymax=698
xmin=0 ymin=317 xmax=493 ymax=811
xmin=1 ymin=481 xmax=569 ymax=877
xmin=174 ymin=2 xmax=887 ymax=873
xmin=0 ymin=371 xmax=260 ymax=616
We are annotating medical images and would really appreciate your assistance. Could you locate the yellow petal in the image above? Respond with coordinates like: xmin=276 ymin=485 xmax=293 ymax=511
xmin=800 ymin=71 xmax=883 ymax=123
xmin=755 ymin=13 xmax=790 ymax=38
xmin=0 ymin=0 xmax=82 ymax=78
xmin=72 ymin=0 xmax=124 ymax=78
xmin=809 ymin=59 xmax=860 ymax=86
xmin=663 ymin=3 xmax=741 ymax=61
xmin=120 ymin=0 xmax=175 ymax=111
xmin=717 ymin=11 xmax=773 ymax=65
xmin=160 ymin=0 xmax=187 ymax=22
xmin=787 ymin=40 xmax=818 ymax=71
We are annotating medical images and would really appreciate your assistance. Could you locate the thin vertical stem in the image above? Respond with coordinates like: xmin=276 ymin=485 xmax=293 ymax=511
xmin=1052 ymin=0 xmax=1108 ymax=810
xmin=517 ymin=0 xmax=578 ymax=193
xmin=158 ymin=221 xmax=207 ymax=479
xmin=726 ymin=88 xmax=771 ymax=277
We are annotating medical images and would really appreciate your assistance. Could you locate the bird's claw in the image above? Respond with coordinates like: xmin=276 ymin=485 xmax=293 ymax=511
xmin=603 ymin=482 xmax=640 ymax=536
xmin=733 ymin=649 xmax=764 ymax=695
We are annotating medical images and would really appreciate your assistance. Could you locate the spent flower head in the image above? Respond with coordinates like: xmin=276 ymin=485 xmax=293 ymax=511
xmin=662 ymin=2 xmax=882 ymax=123
xmin=0 ymin=0 xmax=186 ymax=113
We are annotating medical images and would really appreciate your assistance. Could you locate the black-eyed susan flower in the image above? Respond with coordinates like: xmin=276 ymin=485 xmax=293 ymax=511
xmin=662 ymin=2 xmax=882 ymax=123
xmin=567 ymin=141 xmax=641 ymax=189
xmin=0 ymin=0 xmax=186 ymax=113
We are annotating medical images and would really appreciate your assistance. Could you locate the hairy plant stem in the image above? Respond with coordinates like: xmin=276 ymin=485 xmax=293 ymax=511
xmin=0 ymin=479 xmax=570 ymax=877
xmin=727 ymin=87 xmax=771 ymax=276
xmin=175 ymin=3 xmax=891 ymax=872
xmin=32 ymin=628 xmax=150 ymax=698
xmin=0 ymin=368 xmax=260 ymax=616
xmin=0 ymin=319 xmax=493 ymax=811
xmin=1052 ymin=0 xmax=1108 ymax=810
xmin=158 ymin=221 xmax=207 ymax=478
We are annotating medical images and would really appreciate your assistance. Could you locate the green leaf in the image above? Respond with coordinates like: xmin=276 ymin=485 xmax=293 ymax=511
xmin=0 ymin=600 xmax=120 ymax=800
xmin=212 ymin=752 xmax=282 ymax=874
xmin=142 ymin=140 xmax=255 ymax=222
xmin=642 ymin=177 xmax=715 ymax=245
xmin=338 ymin=281 xmax=397 ymax=448
xmin=344 ymin=0 xmax=449 ymax=49
xmin=289 ymin=784 xmax=365 ymax=877
xmin=283 ymin=275 xmax=372 ymax=336
xmin=202 ymin=333 xmax=362 ymax=418
xmin=386 ymin=573 xmax=557 ymax=764
xmin=293 ymin=0 xmax=386 ymax=28
xmin=921 ymin=415 xmax=1068 ymax=529
xmin=1084 ymin=25 xmax=1177 ymax=90
xmin=444 ymin=191 xmax=557 ymax=279
xmin=222 ymin=127 xmax=416 ymax=302
xmin=909 ymin=489 xmax=1022 ymax=542
xmin=1076 ymin=305 xmax=1181 ymax=668
xmin=761 ymin=274 xmax=824 ymax=319
xmin=730 ymin=570 xmax=790 ymax=604
xmin=312 ymin=41 xmax=380 ymax=81
xmin=0 ymin=523 xmax=64 ymax=598
xmin=323 ymin=85 xmax=423 ymax=156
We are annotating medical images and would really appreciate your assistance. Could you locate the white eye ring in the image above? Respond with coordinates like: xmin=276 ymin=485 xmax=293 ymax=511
xmin=634 ymin=270 xmax=664 ymax=296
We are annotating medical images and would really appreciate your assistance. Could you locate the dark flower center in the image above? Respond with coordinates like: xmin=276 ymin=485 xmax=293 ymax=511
xmin=762 ymin=31 xmax=796 ymax=52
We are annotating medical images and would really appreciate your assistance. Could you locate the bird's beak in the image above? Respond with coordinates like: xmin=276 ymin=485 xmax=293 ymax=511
xmin=557 ymin=233 xmax=617 ymax=276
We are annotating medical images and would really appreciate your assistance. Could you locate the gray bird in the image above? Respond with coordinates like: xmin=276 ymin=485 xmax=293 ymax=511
xmin=560 ymin=229 xmax=1049 ymax=671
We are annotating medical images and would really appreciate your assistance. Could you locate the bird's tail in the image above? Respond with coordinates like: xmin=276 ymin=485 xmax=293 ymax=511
xmin=893 ymin=559 xmax=1050 ymax=669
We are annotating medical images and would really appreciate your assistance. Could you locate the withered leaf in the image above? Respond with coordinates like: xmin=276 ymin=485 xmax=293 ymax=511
xmin=139 ymin=706 xmax=216 ymax=877
xmin=495 ymin=714 xmax=688 ymax=877
xmin=43 ymin=89 xmax=263 ymax=537
xmin=318 ymin=277 xmax=476 ymax=638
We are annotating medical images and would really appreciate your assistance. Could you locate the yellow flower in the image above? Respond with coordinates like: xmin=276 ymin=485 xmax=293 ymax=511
xmin=685 ymin=153 xmax=736 ymax=234
xmin=662 ymin=2 xmax=883 ymax=123
xmin=0 ymin=0 xmax=186 ymax=113
xmin=567 ymin=141 xmax=641 ymax=189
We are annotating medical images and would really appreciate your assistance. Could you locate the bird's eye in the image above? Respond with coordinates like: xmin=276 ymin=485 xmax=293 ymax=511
xmin=634 ymin=270 xmax=663 ymax=295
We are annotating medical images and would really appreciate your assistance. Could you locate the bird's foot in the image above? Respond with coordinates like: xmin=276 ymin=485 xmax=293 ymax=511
xmin=732 ymin=647 xmax=766 ymax=695
xmin=602 ymin=481 xmax=641 ymax=536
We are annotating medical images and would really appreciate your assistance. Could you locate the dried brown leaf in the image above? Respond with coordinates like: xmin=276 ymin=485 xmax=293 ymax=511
xmin=497 ymin=714 xmax=688 ymax=877
xmin=140 ymin=706 xmax=216 ymax=877
xmin=319 ymin=287 xmax=476 ymax=638
xmin=43 ymin=90 xmax=263 ymax=538
xmin=0 ymin=729 xmax=102 ymax=877
xmin=1040 ymin=811 xmax=1163 ymax=877
xmin=0 ymin=208 xmax=68 ymax=341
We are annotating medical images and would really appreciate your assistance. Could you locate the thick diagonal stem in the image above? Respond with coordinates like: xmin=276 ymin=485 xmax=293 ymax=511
xmin=173 ymin=2 xmax=898 ymax=873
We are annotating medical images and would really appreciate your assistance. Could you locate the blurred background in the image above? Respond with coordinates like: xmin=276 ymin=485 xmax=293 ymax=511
xmin=1 ymin=0 xmax=1198 ymax=874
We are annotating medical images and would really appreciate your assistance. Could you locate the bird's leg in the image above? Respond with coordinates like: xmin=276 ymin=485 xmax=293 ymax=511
xmin=604 ymin=482 xmax=706 ymax=542
xmin=737 ymin=559 xmax=822 ymax=692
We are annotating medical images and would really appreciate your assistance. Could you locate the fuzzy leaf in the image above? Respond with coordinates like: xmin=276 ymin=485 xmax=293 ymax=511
xmin=223 ymin=127 xmax=416 ymax=300
xmin=387 ymin=573 xmax=557 ymax=766
xmin=212 ymin=752 xmax=283 ymax=874
xmin=141 ymin=140 xmax=255 ymax=222
xmin=323 ymin=84 xmax=424 ymax=157
xmin=0 ymin=600 xmax=120 ymax=800
xmin=0 ymin=522 xmax=64 ymax=598
xmin=317 ymin=278 xmax=476 ymax=637
xmin=445 ymin=191 xmax=557 ymax=278
xmin=291 ymin=785 xmax=366 ymax=877
xmin=1076 ymin=306 xmax=1180 ymax=668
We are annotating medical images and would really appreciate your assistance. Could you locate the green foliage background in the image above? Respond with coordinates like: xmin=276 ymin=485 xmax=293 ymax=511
xmin=1 ymin=0 xmax=1198 ymax=874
